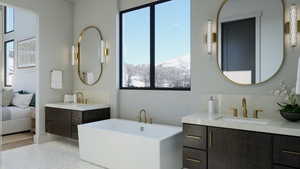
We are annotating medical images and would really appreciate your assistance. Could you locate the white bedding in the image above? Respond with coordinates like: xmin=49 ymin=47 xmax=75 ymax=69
xmin=2 ymin=106 xmax=34 ymax=121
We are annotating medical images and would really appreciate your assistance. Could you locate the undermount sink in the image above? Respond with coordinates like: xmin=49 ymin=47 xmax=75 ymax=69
xmin=222 ymin=117 xmax=270 ymax=125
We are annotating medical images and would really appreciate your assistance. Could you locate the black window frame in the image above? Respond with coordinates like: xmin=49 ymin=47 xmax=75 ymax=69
xmin=4 ymin=6 xmax=15 ymax=34
xmin=119 ymin=0 xmax=191 ymax=91
xmin=4 ymin=40 xmax=15 ymax=87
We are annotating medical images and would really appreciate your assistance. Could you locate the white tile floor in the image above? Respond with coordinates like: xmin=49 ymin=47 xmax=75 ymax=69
xmin=1 ymin=140 xmax=105 ymax=169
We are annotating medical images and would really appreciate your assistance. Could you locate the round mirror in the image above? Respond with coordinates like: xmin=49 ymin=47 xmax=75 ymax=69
xmin=217 ymin=0 xmax=284 ymax=85
xmin=77 ymin=26 xmax=103 ymax=86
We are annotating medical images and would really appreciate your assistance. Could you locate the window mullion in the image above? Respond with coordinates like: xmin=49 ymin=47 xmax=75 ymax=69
xmin=150 ymin=5 xmax=155 ymax=89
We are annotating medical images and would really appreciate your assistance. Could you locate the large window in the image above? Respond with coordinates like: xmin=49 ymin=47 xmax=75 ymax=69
xmin=120 ymin=0 xmax=191 ymax=90
xmin=4 ymin=40 xmax=15 ymax=87
xmin=4 ymin=7 xmax=14 ymax=33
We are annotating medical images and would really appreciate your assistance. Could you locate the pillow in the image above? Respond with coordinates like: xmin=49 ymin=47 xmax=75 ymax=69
xmin=18 ymin=90 xmax=35 ymax=107
xmin=2 ymin=89 xmax=14 ymax=106
xmin=12 ymin=93 xmax=33 ymax=108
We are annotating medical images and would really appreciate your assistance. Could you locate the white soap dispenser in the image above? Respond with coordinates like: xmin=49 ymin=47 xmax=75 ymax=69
xmin=208 ymin=96 xmax=219 ymax=120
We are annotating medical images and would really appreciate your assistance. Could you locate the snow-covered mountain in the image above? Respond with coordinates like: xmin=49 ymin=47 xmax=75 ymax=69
xmin=156 ymin=55 xmax=190 ymax=69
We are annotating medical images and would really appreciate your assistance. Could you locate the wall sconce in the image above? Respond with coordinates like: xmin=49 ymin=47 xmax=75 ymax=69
xmin=72 ymin=44 xmax=78 ymax=66
xmin=206 ymin=20 xmax=217 ymax=55
xmin=101 ymin=40 xmax=110 ymax=64
xmin=286 ymin=4 xmax=300 ymax=47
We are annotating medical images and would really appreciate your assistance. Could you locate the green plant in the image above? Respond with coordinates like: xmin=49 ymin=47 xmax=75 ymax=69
xmin=273 ymin=82 xmax=300 ymax=113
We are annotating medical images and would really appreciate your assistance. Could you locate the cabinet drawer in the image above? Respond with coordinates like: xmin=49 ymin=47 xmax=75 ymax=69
xmin=273 ymin=165 xmax=295 ymax=169
xmin=183 ymin=124 xmax=207 ymax=150
xmin=274 ymin=135 xmax=300 ymax=168
xmin=183 ymin=147 xmax=207 ymax=169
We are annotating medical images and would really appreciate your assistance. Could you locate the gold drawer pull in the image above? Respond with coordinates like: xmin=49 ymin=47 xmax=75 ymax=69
xmin=187 ymin=158 xmax=201 ymax=163
xmin=283 ymin=150 xmax=300 ymax=156
xmin=186 ymin=135 xmax=202 ymax=140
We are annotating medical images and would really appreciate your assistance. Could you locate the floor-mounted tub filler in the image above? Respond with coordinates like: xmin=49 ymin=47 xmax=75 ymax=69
xmin=78 ymin=119 xmax=182 ymax=169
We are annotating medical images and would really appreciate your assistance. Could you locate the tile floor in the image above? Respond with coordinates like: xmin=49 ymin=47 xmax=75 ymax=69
xmin=1 ymin=139 xmax=105 ymax=169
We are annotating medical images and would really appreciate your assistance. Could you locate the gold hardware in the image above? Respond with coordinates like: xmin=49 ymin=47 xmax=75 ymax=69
xmin=209 ymin=131 xmax=213 ymax=148
xmin=230 ymin=108 xmax=238 ymax=117
xmin=186 ymin=135 xmax=202 ymax=140
xmin=104 ymin=48 xmax=110 ymax=57
xmin=205 ymin=33 xmax=217 ymax=44
xmin=282 ymin=150 xmax=300 ymax=156
xmin=75 ymin=92 xmax=84 ymax=104
xmin=285 ymin=21 xmax=300 ymax=34
xmin=186 ymin=158 xmax=201 ymax=163
xmin=241 ymin=98 xmax=248 ymax=118
xmin=149 ymin=118 xmax=153 ymax=124
xmin=253 ymin=109 xmax=263 ymax=119
xmin=138 ymin=109 xmax=147 ymax=123
xmin=138 ymin=109 xmax=153 ymax=124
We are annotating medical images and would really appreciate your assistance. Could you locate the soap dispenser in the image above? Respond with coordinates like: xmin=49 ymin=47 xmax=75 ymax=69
xmin=208 ymin=96 xmax=219 ymax=120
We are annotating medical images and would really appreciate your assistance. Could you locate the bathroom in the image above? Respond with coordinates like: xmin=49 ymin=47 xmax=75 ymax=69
xmin=1 ymin=0 xmax=300 ymax=169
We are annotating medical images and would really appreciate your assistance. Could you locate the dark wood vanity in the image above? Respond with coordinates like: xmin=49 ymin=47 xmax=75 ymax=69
xmin=45 ymin=107 xmax=110 ymax=139
xmin=183 ymin=124 xmax=300 ymax=169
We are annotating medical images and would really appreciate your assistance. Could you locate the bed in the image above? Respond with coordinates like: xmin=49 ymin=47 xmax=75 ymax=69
xmin=2 ymin=106 xmax=35 ymax=135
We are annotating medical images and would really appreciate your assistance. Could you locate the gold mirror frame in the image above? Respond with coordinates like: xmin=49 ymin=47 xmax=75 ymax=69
xmin=76 ymin=26 xmax=104 ymax=86
xmin=216 ymin=0 xmax=286 ymax=86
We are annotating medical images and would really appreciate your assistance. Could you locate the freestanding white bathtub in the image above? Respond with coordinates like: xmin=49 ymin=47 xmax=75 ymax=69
xmin=78 ymin=119 xmax=182 ymax=169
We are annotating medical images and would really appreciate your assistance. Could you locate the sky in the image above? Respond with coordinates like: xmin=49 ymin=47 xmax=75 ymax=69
xmin=122 ymin=0 xmax=191 ymax=65
xmin=6 ymin=7 xmax=14 ymax=32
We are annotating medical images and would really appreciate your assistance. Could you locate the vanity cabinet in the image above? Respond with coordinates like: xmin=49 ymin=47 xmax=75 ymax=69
xmin=46 ymin=107 xmax=110 ymax=139
xmin=207 ymin=127 xmax=272 ymax=169
xmin=183 ymin=124 xmax=300 ymax=169
xmin=273 ymin=136 xmax=300 ymax=168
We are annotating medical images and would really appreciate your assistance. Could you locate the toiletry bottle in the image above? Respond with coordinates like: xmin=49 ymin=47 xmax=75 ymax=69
xmin=208 ymin=96 xmax=218 ymax=120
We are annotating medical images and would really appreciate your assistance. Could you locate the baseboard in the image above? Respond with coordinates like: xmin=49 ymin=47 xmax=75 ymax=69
xmin=34 ymin=133 xmax=78 ymax=144
xmin=34 ymin=133 xmax=58 ymax=144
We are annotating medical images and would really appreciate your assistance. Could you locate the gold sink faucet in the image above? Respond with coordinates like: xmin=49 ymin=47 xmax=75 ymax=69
xmin=75 ymin=92 xmax=85 ymax=104
xmin=241 ymin=97 xmax=248 ymax=118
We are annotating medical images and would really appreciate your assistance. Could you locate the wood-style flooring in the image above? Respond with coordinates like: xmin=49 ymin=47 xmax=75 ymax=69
xmin=1 ymin=132 xmax=34 ymax=151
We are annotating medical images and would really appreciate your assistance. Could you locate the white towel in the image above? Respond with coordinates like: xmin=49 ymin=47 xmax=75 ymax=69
xmin=87 ymin=72 xmax=94 ymax=84
xmin=51 ymin=70 xmax=63 ymax=89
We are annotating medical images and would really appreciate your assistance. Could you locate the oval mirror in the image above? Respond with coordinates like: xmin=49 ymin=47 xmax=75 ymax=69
xmin=77 ymin=26 xmax=103 ymax=86
xmin=217 ymin=0 xmax=284 ymax=85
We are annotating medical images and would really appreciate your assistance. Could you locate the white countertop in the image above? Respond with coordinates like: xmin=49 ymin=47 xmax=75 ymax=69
xmin=182 ymin=113 xmax=300 ymax=137
xmin=45 ymin=103 xmax=110 ymax=111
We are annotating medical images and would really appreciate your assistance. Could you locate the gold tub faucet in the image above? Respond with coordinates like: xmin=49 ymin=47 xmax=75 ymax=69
xmin=138 ymin=109 xmax=147 ymax=123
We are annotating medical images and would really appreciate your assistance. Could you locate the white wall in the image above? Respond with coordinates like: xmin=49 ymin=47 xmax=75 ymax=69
xmin=0 ymin=7 xmax=3 ymax=87
xmin=3 ymin=7 xmax=38 ymax=93
xmin=2 ymin=0 xmax=74 ymax=142
xmin=73 ymin=0 xmax=119 ymax=118
xmin=72 ymin=0 xmax=299 ymax=126
xmin=118 ymin=0 xmax=298 ymax=126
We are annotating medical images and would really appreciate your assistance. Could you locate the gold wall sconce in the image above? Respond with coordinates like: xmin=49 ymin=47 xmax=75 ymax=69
xmin=101 ymin=40 xmax=110 ymax=64
xmin=206 ymin=20 xmax=217 ymax=55
xmin=286 ymin=4 xmax=300 ymax=47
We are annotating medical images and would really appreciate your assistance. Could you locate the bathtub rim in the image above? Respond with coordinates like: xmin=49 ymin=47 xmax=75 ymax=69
xmin=78 ymin=118 xmax=183 ymax=141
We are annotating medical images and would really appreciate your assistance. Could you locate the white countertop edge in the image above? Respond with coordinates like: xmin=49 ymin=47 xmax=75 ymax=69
xmin=45 ymin=103 xmax=110 ymax=111
xmin=182 ymin=113 xmax=300 ymax=137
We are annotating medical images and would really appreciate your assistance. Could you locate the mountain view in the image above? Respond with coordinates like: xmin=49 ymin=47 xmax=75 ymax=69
xmin=123 ymin=55 xmax=191 ymax=88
